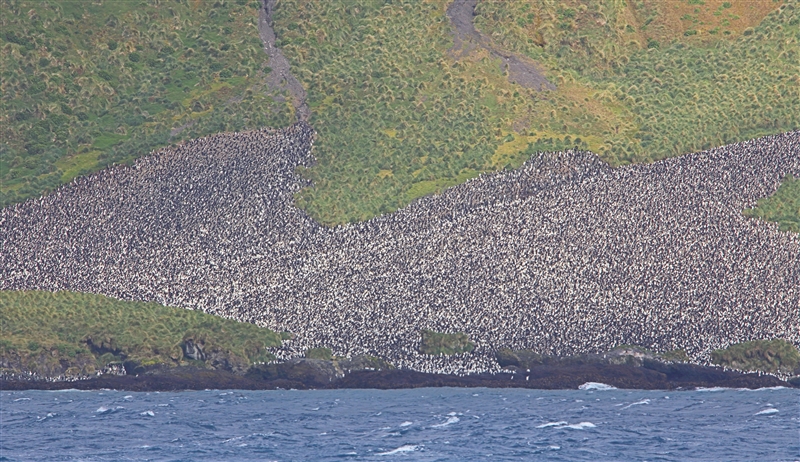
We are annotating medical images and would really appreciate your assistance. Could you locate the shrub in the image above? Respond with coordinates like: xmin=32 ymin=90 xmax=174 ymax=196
xmin=419 ymin=330 xmax=474 ymax=356
xmin=711 ymin=339 xmax=800 ymax=374
xmin=305 ymin=347 xmax=333 ymax=360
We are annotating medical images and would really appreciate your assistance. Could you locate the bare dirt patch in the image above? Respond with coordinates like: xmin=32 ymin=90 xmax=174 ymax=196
xmin=259 ymin=0 xmax=309 ymax=121
xmin=446 ymin=0 xmax=555 ymax=91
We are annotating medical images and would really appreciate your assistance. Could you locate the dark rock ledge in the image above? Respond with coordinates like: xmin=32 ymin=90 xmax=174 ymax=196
xmin=2 ymin=351 xmax=795 ymax=392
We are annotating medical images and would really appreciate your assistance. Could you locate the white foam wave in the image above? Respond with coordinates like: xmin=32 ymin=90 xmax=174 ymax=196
xmin=754 ymin=408 xmax=779 ymax=416
xmin=697 ymin=386 xmax=789 ymax=392
xmin=431 ymin=416 xmax=459 ymax=428
xmin=140 ymin=410 xmax=155 ymax=417
xmin=621 ymin=399 xmax=650 ymax=410
xmin=563 ymin=422 xmax=596 ymax=430
xmin=537 ymin=420 xmax=596 ymax=430
xmin=95 ymin=406 xmax=123 ymax=414
xmin=377 ymin=444 xmax=419 ymax=455
xmin=536 ymin=421 xmax=568 ymax=428
xmin=13 ymin=398 xmax=31 ymax=401
xmin=399 ymin=421 xmax=413 ymax=427
xmin=579 ymin=382 xmax=617 ymax=390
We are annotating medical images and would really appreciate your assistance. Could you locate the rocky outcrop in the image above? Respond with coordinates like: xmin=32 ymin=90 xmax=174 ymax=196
xmin=259 ymin=0 xmax=309 ymax=121
xmin=446 ymin=0 xmax=555 ymax=91
xmin=182 ymin=339 xmax=206 ymax=361
xmin=247 ymin=355 xmax=394 ymax=387
xmin=497 ymin=346 xmax=692 ymax=371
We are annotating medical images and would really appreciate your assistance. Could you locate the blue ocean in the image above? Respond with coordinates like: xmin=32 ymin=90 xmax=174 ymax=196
xmin=1 ymin=386 xmax=797 ymax=461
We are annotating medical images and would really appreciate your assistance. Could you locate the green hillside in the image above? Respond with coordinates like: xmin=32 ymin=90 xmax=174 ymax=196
xmin=272 ymin=0 xmax=799 ymax=224
xmin=1 ymin=0 xmax=798 ymax=226
xmin=0 ymin=0 xmax=293 ymax=208
xmin=473 ymin=0 xmax=799 ymax=160
xmin=0 ymin=290 xmax=285 ymax=374
xmin=744 ymin=175 xmax=800 ymax=233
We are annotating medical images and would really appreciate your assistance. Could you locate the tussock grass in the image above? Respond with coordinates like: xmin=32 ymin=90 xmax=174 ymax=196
xmin=0 ymin=290 xmax=284 ymax=367
xmin=744 ymin=175 xmax=800 ymax=233
xmin=3 ymin=0 xmax=797 ymax=227
xmin=474 ymin=0 xmax=799 ymax=163
xmin=0 ymin=0 xmax=293 ymax=208
xmin=419 ymin=329 xmax=474 ymax=356
xmin=274 ymin=0 xmax=798 ymax=224
xmin=711 ymin=339 xmax=800 ymax=374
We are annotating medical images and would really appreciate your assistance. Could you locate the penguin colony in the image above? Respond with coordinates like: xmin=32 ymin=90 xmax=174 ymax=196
xmin=1 ymin=122 xmax=798 ymax=375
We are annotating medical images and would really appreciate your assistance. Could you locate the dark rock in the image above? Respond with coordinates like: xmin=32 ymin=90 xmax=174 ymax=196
xmin=338 ymin=355 xmax=394 ymax=373
xmin=248 ymin=358 xmax=340 ymax=387
xmin=182 ymin=339 xmax=206 ymax=361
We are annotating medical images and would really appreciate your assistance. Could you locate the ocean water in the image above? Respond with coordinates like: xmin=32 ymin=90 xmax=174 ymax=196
xmin=1 ymin=386 xmax=797 ymax=461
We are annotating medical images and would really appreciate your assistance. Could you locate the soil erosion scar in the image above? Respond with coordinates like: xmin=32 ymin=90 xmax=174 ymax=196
xmin=447 ymin=0 xmax=556 ymax=92
xmin=259 ymin=0 xmax=310 ymax=122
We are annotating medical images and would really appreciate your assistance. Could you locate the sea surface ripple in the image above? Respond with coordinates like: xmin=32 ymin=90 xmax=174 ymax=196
xmin=1 ymin=387 xmax=797 ymax=461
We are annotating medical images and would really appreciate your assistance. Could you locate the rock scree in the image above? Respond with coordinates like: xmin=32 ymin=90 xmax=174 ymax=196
xmin=447 ymin=0 xmax=556 ymax=91
xmin=259 ymin=0 xmax=309 ymax=121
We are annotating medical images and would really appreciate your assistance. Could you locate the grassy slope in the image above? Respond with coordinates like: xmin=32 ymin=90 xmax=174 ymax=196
xmin=419 ymin=330 xmax=474 ymax=356
xmin=744 ymin=175 xmax=800 ymax=233
xmin=271 ymin=0 xmax=798 ymax=225
xmin=0 ymin=290 xmax=284 ymax=368
xmin=711 ymin=339 xmax=800 ymax=374
xmin=0 ymin=0 xmax=293 ymax=208
xmin=473 ymin=0 xmax=799 ymax=160
xmin=2 ymin=0 xmax=797 ymax=225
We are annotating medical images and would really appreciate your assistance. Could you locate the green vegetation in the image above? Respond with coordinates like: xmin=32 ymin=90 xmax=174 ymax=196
xmin=0 ymin=0 xmax=293 ymax=208
xmin=419 ymin=329 xmax=474 ymax=356
xmin=711 ymin=339 xmax=800 ymax=374
xmin=660 ymin=349 xmax=691 ymax=362
xmin=305 ymin=347 xmax=333 ymax=360
xmin=744 ymin=175 xmax=800 ymax=233
xmin=272 ymin=0 xmax=600 ymax=224
xmin=270 ymin=0 xmax=798 ymax=224
xmin=0 ymin=290 xmax=284 ymax=370
xmin=3 ymin=0 xmax=797 ymax=226
xmin=473 ymin=0 xmax=799 ymax=160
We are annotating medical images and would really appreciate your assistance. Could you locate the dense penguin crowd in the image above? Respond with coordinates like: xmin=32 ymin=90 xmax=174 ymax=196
xmin=1 ymin=122 xmax=799 ymax=374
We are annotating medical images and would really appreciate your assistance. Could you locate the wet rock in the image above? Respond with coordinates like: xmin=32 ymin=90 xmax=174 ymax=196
xmin=248 ymin=358 xmax=340 ymax=387
xmin=182 ymin=339 xmax=206 ymax=361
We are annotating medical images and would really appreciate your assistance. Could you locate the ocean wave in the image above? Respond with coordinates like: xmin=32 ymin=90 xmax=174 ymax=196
xmin=537 ymin=421 xmax=596 ymax=430
xmin=754 ymin=408 xmax=779 ymax=416
xmin=377 ymin=444 xmax=419 ymax=455
xmin=564 ymin=422 xmax=596 ymax=430
xmin=431 ymin=416 xmax=459 ymax=428
xmin=621 ymin=399 xmax=650 ymax=410
xmin=579 ymin=382 xmax=617 ymax=390
xmin=536 ymin=421 xmax=568 ymax=428
xmin=95 ymin=406 xmax=124 ymax=414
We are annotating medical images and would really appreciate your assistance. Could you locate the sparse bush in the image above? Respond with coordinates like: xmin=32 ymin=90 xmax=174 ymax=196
xmin=305 ymin=347 xmax=333 ymax=360
xmin=711 ymin=339 xmax=800 ymax=374
xmin=419 ymin=330 xmax=474 ymax=356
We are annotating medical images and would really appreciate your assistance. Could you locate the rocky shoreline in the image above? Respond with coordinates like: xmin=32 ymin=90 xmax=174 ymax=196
xmin=3 ymin=352 xmax=795 ymax=392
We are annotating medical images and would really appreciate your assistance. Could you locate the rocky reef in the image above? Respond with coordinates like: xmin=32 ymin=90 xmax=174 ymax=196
xmin=3 ymin=348 xmax=796 ymax=392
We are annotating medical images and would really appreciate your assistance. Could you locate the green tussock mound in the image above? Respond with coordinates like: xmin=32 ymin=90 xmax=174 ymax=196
xmin=744 ymin=175 xmax=800 ymax=233
xmin=711 ymin=339 xmax=800 ymax=374
xmin=0 ymin=290 xmax=284 ymax=376
xmin=305 ymin=347 xmax=333 ymax=360
xmin=419 ymin=330 xmax=474 ymax=356
xmin=0 ymin=0 xmax=293 ymax=208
